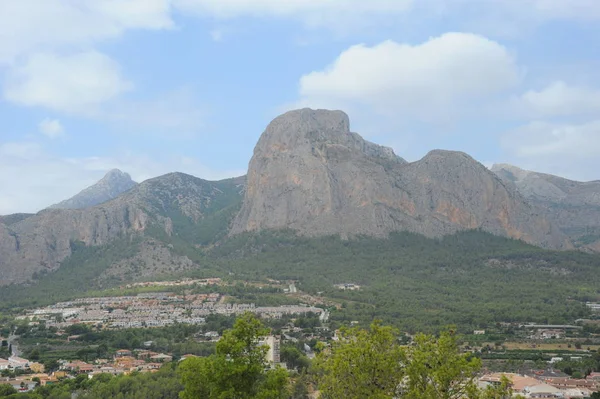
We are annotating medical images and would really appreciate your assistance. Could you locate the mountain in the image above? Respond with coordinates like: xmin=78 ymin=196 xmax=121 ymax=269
xmin=0 ymin=108 xmax=590 ymax=288
xmin=49 ymin=169 xmax=137 ymax=209
xmin=0 ymin=213 xmax=34 ymax=226
xmin=232 ymin=108 xmax=569 ymax=249
xmin=0 ymin=173 xmax=245 ymax=285
xmin=491 ymin=163 xmax=600 ymax=251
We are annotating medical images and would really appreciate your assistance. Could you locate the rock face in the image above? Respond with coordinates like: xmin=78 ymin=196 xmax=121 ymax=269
xmin=49 ymin=169 xmax=137 ymax=209
xmin=0 ymin=173 xmax=245 ymax=285
xmin=232 ymin=108 xmax=569 ymax=249
xmin=492 ymin=164 xmax=600 ymax=251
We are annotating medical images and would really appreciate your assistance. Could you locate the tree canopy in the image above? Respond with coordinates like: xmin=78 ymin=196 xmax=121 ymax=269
xmin=179 ymin=312 xmax=288 ymax=399
xmin=317 ymin=322 xmax=517 ymax=399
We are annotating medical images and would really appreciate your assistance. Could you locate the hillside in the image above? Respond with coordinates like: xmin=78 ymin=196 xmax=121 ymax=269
xmin=492 ymin=164 xmax=600 ymax=251
xmin=213 ymin=230 xmax=600 ymax=331
xmin=0 ymin=213 xmax=34 ymax=226
xmin=0 ymin=173 xmax=245 ymax=285
xmin=1 ymin=230 xmax=598 ymax=332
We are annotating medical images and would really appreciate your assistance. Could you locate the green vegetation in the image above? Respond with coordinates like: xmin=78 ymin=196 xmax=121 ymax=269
xmin=316 ymin=322 xmax=518 ymax=399
xmin=15 ymin=317 xmax=242 ymax=367
xmin=9 ymin=317 xmax=600 ymax=399
xmin=0 ymin=366 xmax=183 ymax=399
xmin=179 ymin=313 xmax=289 ymax=399
xmin=212 ymin=230 xmax=600 ymax=332
xmin=0 ymin=237 xmax=142 ymax=311
xmin=316 ymin=321 xmax=405 ymax=398
xmin=0 ymin=317 xmax=512 ymax=398
xmin=3 ymin=229 xmax=600 ymax=332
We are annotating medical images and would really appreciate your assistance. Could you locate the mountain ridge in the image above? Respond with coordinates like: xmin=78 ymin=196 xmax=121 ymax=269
xmin=1 ymin=108 xmax=599 ymax=287
xmin=491 ymin=163 xmax=600 ymax=251
xmin=0 ymin=172 xmax=246 ymax=285
xmin=232 ymin=108 xmax=569 ymax=250
xmin=49 ymin=169 xmax=138 ymax=210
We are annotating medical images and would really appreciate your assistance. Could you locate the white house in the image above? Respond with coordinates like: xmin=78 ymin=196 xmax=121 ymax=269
xmin=8 ymin=356 xmax=30 ymax=369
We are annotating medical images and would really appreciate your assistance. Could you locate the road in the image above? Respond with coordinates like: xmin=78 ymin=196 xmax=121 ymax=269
xmin=8 ymin=333 xmax=21 ymax=357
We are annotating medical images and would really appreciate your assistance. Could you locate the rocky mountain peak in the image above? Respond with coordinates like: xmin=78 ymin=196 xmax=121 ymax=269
xmin=101 ymin=169 xmax=132 ymax=182
xmin=231 ymin=109 xmax=569 ymax=249
xmin=256 ymin=108 xmax=404 ymax=164
xmin=49 ymin=169 xmax=137 ymax=210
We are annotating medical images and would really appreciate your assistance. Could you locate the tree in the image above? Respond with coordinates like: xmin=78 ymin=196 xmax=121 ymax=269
xmin=479 ymin=376 xmax=521 ymax=399
xmin=179 ymin=312 xmax=288 ymax=399
xmin=317 ymin=322 xmax=516 ymax=399
xmin=43 ymin=359 xmax=59 ymax=372
xmin=290 ymin=374 xmax=310 ymax=399
xmin=28 ymin=348 xmax=40 ymax=361
xmin=280 ymin=345 xmax=309 ymax=371
xmin=0 ymin=384 xmax=17 ymax=396
xmin=317 ymin=321 xmax=405 ymax=399
xmin=403 ymin=329 xmax=482 ymax=399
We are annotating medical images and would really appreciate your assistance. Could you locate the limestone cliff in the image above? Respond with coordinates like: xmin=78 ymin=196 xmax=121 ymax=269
xmin=231 ymin=108 xmax=569 ymax=249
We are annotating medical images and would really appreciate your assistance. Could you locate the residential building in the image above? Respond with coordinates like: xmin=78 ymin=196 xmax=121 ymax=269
xmin=8 ymin=356 xmax=30 ymax=370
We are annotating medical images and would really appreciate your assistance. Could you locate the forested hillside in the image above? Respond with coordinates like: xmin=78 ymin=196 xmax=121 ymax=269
xmin=3 ymin=230 xmax=599 ymax=332
xmin=211 ymin=230 xmax=600 ymax=332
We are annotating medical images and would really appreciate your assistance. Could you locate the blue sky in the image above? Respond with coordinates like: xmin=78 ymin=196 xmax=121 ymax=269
xmin=1 ymin=0 xmax=600 ymax=214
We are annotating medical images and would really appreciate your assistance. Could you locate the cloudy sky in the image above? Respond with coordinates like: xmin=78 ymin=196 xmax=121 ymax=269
xmin=1 ymin=0 xmax=600 ymax=214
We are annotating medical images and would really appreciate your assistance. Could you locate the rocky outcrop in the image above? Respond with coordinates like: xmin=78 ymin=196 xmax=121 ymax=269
xmin=492 ymin=164 xmax=600 ymax=250
xmin=49 ymin=169 xmax=137 ymax=209
xmin=0 ymin=173 xmax=245 ymax=285
xmin=232 ymin=108 xmax=570 ymax=249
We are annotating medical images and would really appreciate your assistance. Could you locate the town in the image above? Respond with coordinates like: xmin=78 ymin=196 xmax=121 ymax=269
xmin=0 ymin=279 xmax=598 ymax=397
xmin=16 ymin=292 xmax=324 ymax=330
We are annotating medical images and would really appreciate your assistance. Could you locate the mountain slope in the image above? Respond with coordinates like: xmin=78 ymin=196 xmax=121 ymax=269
xmin=232 ymin=108 xmax=569 ymax=249
xmin=49 ymin=169 xmax=137 ymax=209
xmin=492 ymin=163 xmax=600 ymax=251
xmin=0 ymin=213 xmax=34 ymax=226
xmin=0 ymin=173 xmax=245 ymax=286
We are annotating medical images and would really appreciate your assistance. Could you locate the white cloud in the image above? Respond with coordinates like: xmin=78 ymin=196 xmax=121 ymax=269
xmin=517 ymin=81 xmax=600 ymax=118
xmin=38 ymin=119 xmax=65 ymax=139
xmin=0 ymin=140 xmax=244 ymax=215
xmin=0 ymin=0 xmax=173 ymax=64
xmin=4 ymin=51 xmax=132 ymax=114
xmin=500 ymin=120 xmax=600 ymax=181
xmin=296 ymin=33 xmax=519 ymax=120
xmin=0 ymin=1 xmax=172 ymax=116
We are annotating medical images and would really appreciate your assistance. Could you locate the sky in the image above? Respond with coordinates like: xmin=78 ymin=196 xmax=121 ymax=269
xmin=1 ymin=0 xmax=600 ymax=214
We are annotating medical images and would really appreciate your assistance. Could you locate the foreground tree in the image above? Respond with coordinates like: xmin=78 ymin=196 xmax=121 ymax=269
xmin=403 ymin=329 xmax=482 ymax=399
xmin=179 ymin=312 xmax=288 ymax=399
xmin=317 ymin=321 xmax=405 ymax=399
xmin=318 ymin=324 xmax=516 ymax=399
